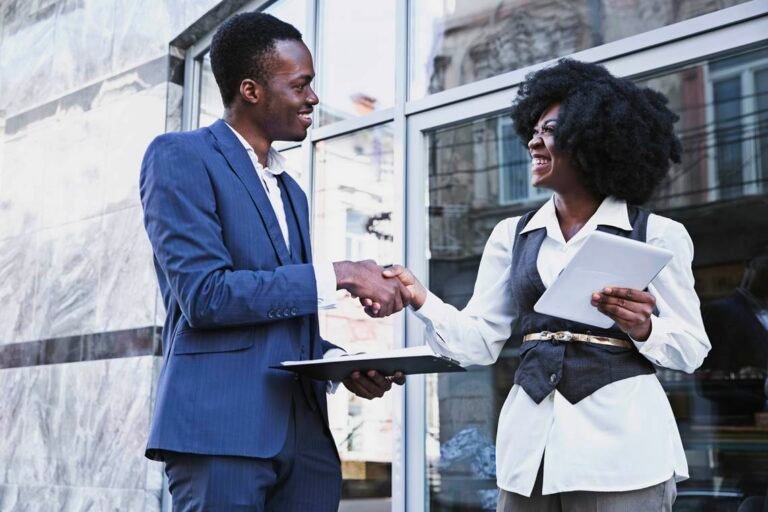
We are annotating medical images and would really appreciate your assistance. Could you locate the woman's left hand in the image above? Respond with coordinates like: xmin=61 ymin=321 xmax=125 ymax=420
xmin=591 ymin=287 xmax=655 ymax=341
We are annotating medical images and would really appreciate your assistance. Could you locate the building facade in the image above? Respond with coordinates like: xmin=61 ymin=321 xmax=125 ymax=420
xmin=1 ymin=0 xmax=768 ymax=510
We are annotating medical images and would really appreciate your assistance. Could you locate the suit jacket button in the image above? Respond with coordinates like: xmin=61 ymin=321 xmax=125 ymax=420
xmin=283 ymin=308 xmax=290 ymax=316
xmin=268 ymin=311 xmax=274 ymax=319
xmin=290 ymin=307 xmax=298 ymax=315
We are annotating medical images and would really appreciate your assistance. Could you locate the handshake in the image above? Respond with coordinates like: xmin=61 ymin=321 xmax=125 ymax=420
xmin=333 ymin=260 xmax=427 ymax=317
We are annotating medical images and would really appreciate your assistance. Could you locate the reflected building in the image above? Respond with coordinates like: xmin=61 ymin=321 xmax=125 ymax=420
xmin=0 ymin=0 xmax=767 ymax=511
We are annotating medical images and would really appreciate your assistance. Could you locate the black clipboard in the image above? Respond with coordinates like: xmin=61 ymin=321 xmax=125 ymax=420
xmin=271 ymin=346 xmax=465 ymax=381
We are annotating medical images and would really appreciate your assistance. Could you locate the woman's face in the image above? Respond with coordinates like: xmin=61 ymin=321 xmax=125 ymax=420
xmin=527 ymin=102 xmax=580 ymax=192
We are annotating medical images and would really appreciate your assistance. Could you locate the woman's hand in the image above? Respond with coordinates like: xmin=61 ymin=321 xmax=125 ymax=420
xmin=591 ymin=287 xmax=655 ymax=341
xmin=358 ymin=265 xmax=428 ymax=317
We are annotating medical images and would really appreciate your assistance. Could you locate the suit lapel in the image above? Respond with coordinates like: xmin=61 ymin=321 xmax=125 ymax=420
xmin=208 ymin=120 xmax=290 ymax=266
xmin=278 ymin=174 xmax=312 ymax=262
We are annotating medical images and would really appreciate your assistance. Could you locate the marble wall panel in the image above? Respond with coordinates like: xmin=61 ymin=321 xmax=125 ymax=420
xmin=111 ymin=0 xmax=175 ymax=76
xmin=184 ymin=0 xmax=224 ymax=28
xmin=0 ymin=126 xmax=50 ymax=240
xmin=102 ymin=82 xmax=167 ymax=214
xmin=50 ymin=0 xmax=117 ymax=98
xmin=0 ymin=356 xmax=159 ymax=490
xmin=0 ymin=5 xmax=56 ymax=116
xmin=0 ymin=233 xmax=39 ymax=345
xmin=0 ymin=485 xmax=161 ymax=512
xmin=96 ymin=207 xmax=157 ymax=333
xmin=38 ymin=106 xmax=109 ymax=230
xmin=32 ymin=217 xmax=103 ymax=341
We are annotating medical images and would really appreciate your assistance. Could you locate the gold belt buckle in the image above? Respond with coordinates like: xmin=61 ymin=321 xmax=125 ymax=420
xmin=554 ymin=331 xmax=574 ymax=342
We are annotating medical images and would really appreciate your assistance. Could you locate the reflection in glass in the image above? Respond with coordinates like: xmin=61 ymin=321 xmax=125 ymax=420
xmin=641 ymin=49 xmax=768 ymax=512
xmin=646 ymin=46 xmax=768 ymax=209
xmin=196 ymin=0 xmax=308 ymax=129
xmin=316 ymin=0 xmax=395 ymax=125
xmin=425 ymin=112 xmax=544 ymax=511
xmin=314 ymin=124 xmax=396 ymax=506
xmin=198 ymin=53 xmax=223 ymax=128
xmin=410 ymin=0 xmax=749 ymax=99
xmin=278 ymin=146 xmax=307 ymax=193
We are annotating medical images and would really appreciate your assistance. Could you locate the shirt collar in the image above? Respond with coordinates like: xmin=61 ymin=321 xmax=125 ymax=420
xmin=520 ymin=195 xmax=632 ymax=242
xmin=224 ymin=122 xmax=287 ymax=176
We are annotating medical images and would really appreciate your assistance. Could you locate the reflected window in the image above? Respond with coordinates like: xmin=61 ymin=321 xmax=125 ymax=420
xmin=410 ymin=0 xmax=750 ymax=99
xmin=316 ymin=0 xmax=395 ymax=126
xmin=195 ymin=0 xmax=308 ymax=128
xmin=277 ymin=145 xmax=307 ymax=193
xmin=198 ymin=53 xmax=222 ymax=128
xmin=645 ymin=47 xmax=768 ymax=209
xmin=314 ymin=124 xmax=396 ymax=506
xmin=425 ymin=112 xmax=543 ymax=511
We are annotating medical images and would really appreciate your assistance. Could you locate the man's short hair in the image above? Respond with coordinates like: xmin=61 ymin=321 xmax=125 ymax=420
xmin=209 ymin=12 xmax=302 ymax=107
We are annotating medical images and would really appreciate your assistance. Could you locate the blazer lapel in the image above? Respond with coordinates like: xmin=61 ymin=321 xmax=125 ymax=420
xmin=278 ymin=174 xmax=313 ymax=262
xmin=208 ymin=120 xmax=290 ymax=266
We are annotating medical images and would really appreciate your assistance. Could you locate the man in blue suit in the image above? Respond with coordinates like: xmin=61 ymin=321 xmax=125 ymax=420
xmin=140 ymin=12 xmax=408 ymax=511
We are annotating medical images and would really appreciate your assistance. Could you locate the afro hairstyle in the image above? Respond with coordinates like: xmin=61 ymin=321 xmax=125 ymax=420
xmin=209 ymin=12 xmax=302 ymax=107
xmin=510 ymin=59 xmax=682 ymax=204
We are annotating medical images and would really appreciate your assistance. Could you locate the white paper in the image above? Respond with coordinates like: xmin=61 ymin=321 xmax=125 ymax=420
xmin=280 ymin=345 xmax=436 ymax=366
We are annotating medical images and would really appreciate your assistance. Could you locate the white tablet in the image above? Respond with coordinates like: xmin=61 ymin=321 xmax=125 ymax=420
xmin=533 ymin=230 xmax=673 ymax=328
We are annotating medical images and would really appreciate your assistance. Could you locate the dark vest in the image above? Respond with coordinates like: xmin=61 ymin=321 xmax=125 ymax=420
xmin=511 ymin=205 xmax=656 ymax=404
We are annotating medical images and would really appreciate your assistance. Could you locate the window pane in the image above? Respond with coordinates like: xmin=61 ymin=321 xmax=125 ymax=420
xmin=755 ymin=68 xmax=768 ymax=192
xmin=195 ymin=0 xmax=307 ymax=129
xmin=316 ymin=0 xmax=395 ymax=126
xmin=656 ymin=55 xmax=768 ymax=508
xmin=424 ymin=49 xmax=768 ymax=512
xmin=410 ymin=0 xmax=750 ymax=99
xmin=313 ymin=124 xmax=396 ymax=506
xmin=425 ymin=113 xmax=545 ymax=511
xmin=645 ymin=47 xmax=768 ymax=208
xmin=198 ymin=53 xmax=223 ymax=128
xmin=714 ymin=77 xmax=744 ymax=199
xmin=278 ymin=146 xmax=307 ymax=192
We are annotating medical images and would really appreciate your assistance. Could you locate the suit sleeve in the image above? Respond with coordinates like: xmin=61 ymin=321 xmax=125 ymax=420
xmin=140 ymin=134 xmax=321 ymax=329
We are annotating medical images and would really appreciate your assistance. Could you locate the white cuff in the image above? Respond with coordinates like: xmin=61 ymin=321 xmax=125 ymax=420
xmin=411 ymin=291 xmax=444 ymax=327
xmin=324 ymin=348 xmax=346 ymax=393
xmin=314 ymin=261 xmax=338 ymax=310
xmin=631 ymin=315 xmax=667 ymax=365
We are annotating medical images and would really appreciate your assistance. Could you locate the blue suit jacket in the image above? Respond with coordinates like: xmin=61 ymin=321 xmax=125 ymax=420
xmin=140 ymin=119 xmax=339 ymax=460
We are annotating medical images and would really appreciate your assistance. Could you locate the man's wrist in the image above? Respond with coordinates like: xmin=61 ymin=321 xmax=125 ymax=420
xmin=332 ymin=260 xmax=354 ymax=290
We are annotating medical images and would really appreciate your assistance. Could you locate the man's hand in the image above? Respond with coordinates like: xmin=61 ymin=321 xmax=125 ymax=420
xmin=359 ymin=265 xmax=427 ymax=317
xmin=591 ymin=287 xmax=655 ymax=340
xmin=342 ymin=370 xmax=406 ymax=399
xmin=334 ymin=260 xmax=411 ymax=317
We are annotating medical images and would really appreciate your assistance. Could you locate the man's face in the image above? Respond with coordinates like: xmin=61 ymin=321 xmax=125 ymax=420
xmin=258 ymin=40 xmax=319 ymax=142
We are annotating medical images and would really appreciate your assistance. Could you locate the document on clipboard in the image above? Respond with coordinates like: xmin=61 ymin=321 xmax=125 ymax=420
xmin=271 ymin=345 xmax=465 ymax=381
xmin=533 ymin=230 xmax=674 ymax=328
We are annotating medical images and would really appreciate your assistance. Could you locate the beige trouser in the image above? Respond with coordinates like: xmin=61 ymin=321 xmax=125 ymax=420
xmin=497 ymin=465 xmax=677 ymax=512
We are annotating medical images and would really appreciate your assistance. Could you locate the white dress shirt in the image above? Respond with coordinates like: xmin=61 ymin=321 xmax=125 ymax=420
xmin=413 ymin=196 xmax=711 ymax=496
xmin=225 ymin=124 xmax=337 ymax=311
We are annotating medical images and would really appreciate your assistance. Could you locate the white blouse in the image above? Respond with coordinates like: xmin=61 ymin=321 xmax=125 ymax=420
xmin=413 ymin=196 xmax=711 ymax=496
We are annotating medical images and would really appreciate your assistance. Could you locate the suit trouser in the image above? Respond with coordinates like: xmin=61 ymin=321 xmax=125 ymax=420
xmin=163 ymin=383 xmax=342 ymax=512
xmin=497 ymin=463 xmax=677 ymax=512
